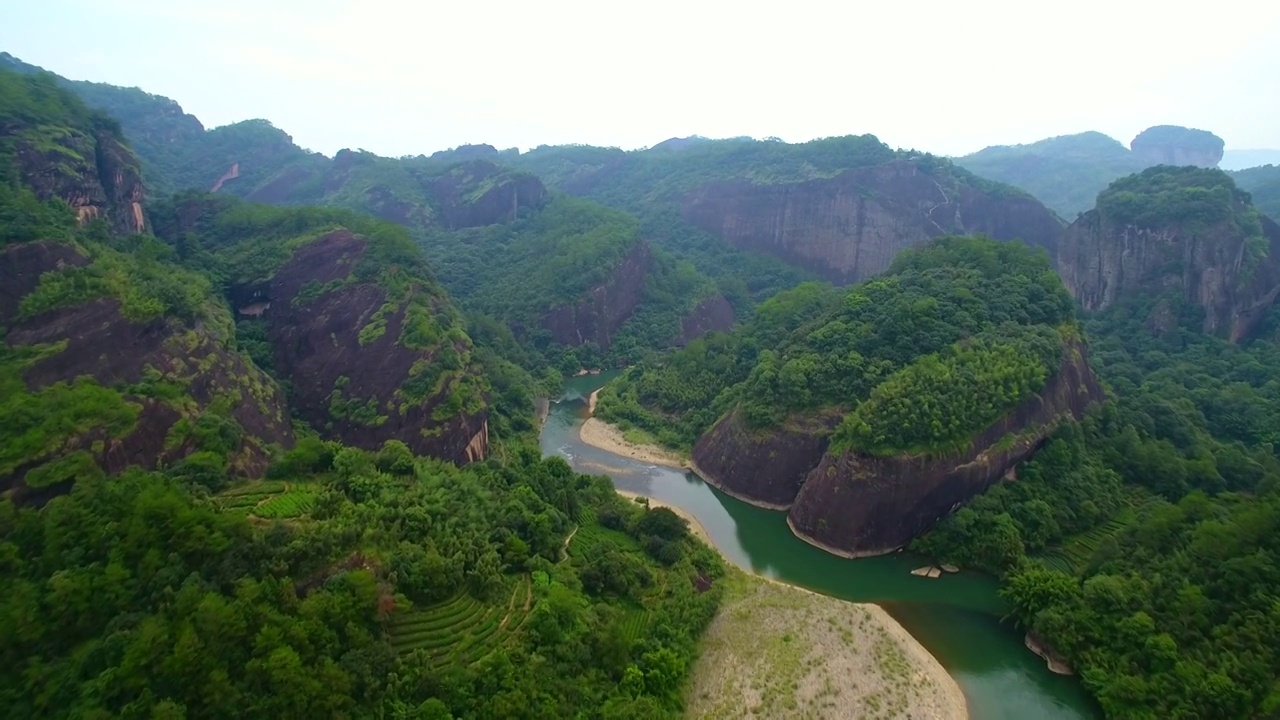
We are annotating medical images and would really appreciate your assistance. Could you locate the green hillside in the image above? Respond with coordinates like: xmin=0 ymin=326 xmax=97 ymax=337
xmin=956 ymin=131 xmax=1143 ymax=217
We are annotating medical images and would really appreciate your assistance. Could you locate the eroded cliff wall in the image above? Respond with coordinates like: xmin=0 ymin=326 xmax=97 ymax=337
xmin=679 ymin=160 xmax=1062 ymax=283
xmin=542 ymin=240 xmax=654 ymax=350
xmin=676 ymin=294 xmax=735 ymax=345
xmin=2 ymin=241 xmax=293 ymax=502
xmin=691 ymin=408 xmax=840 ymax=508
xmin=1057 ymin=203 xmax=1280 ymax=341
xmin=264 ymin=230 xmax=489 ymax=463
xmin=786 ymin=339 xmax=1105 ymax=557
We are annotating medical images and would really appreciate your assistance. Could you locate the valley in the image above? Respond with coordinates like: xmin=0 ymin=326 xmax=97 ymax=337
xmin=548 ymin=373 xmax=1097 ymax=718
xmin=2 ymin=36 xmax=1280 ymax=720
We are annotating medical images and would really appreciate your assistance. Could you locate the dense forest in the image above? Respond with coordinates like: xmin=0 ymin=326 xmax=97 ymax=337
xmin=0 ymin=444 xmax=724 ymax=718
xmin=596 ymin=236 xmax=1074 ymax=452
xmin=912 ymin=294 xmax=1280 ymax=717
xmin=903 ymin=216 xmax=1280 ymax=720
xmin=417 ymin=196 xmax=723 ymax=371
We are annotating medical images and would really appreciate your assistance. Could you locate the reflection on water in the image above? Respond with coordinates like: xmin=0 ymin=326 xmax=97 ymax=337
xmin=541 ymin=373 xmax=1099 ymax=720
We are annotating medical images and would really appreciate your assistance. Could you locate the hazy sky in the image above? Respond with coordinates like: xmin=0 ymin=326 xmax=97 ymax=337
xmin=4 ymin=1 xmax=1278 ymax=157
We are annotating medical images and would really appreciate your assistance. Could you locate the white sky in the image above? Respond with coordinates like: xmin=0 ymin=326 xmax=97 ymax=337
xmin=4 ymin=0 xmax=1278 ymax=157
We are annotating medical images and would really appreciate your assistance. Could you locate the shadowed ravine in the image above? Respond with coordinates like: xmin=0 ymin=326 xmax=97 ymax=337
xmin=541 ymin=373 xmax=1100 ymax=720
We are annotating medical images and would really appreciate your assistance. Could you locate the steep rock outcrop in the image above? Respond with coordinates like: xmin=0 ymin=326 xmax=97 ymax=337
xmin=0 ymin=241 xmax=89 ymax=319
xmin=13 ymin=128 xmax=147 ymax=235
xmin=1057 ymin=191 xmax=1280 ymax=341
xmin=676 ymin=294 xmax=735 ymax=345
xmin=691 ymin=408 xmax=840 ymax=508
xmin=542 ymin=241 xmax=654 ymax=350
xmin=264 ymin=230 xmax=489 ymax=463
xmin=786 ymin=339 xmax=1105 ymax=557
xmin=432 ymin=161 xmax=548 ymax=229
xmin=680 ymin=160 xmax=1062 ymax=283
xmin=1130 ymin=125 xmax=1224 ymax=168
xmin=2 ymin=242 xmax=292 ymax=498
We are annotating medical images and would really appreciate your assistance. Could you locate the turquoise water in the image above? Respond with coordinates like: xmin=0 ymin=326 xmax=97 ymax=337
xmin=541 ymin=374 xmax=1099 ymax=720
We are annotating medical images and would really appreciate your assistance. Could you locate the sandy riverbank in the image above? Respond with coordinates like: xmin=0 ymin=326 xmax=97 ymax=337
xmin=579 ymin=417 xmax=687 ymax=468
xmin=592 ymin=418 xmax=968 ymax=719
xmin=687 ymin=568 xmax=968 ymax=720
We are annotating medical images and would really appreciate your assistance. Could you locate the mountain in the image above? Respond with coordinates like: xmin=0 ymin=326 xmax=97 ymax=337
xmin=957 ymin=126 xmax=1229 ymax=218
xmin=1056 ymin=166 xmax=1280 ymax=341
xmin=1129 ymin=125 xmax=1225 ymax=168
xmin=955 ymin=132 xmax=1144 ymax=217
xmin=598 ymin=236 xmax=1103 ymax=555
xmin=1221 ymin=149 xmax=1280 ymax=171
xmin=0 ymin=66 xmax=500 ymax=505
xmin=0 ymin=55 xmax=733 ymax=369
xmin=512 ymin=136 xmax=1066 ymax=285
xmin=149 ymin=195 xmax=494 ymax=462
xmin=1231 ymin=164 xmax=1280 ymax=220
xmin=1 ymin=70 xmax=292 ymax=502
xmin=0 ymin=63 xmax=726 ymax=718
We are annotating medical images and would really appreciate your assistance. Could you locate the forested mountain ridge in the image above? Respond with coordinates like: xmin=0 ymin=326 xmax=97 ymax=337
xmin=0 ymin=66 xmax=499 ymax=493
xmin=420 ymin=196 xmax=734 ymax=371
xmin=957 ymin=126 xmax=1228 ymax=218
xmin=1231 ymin=163 xmax=1280 ymax=220
xmin=1 ymin=70 xmax=295 ymax=502
xmin=0 ymin=64 xmax=727 ymax=719
xmin=148 ymin=194 xmax=495 ymax=463
xmin=956 ymin=132 xmax=1145 ymax=218
xmin=597 ymin=236 xmax=1103 ymax=555
xmin=510 ymin=136 xmax=1066 ymax=284
xmin=0 ymin=55 xmax=736 ymax=370
xmin=1056 ymin=166 xmax=1280 ymax=342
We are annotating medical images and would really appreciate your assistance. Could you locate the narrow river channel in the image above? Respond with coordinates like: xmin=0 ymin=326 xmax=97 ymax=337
xmin=541 ymin=373 xmax=1100 ymax=720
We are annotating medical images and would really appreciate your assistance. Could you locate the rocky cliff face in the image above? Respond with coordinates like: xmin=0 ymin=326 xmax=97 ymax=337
xmin=542 ymin=241 xmax=654 ymax=350
xmin=679 ymin=160 xmax=1062 ymax=283
xmin=691 ymin=408 xmax=840 ymax=508
xmin=676 ymin=294 xmax=735 ymax=345
xmin=431 ymin=161 xmax=548 ymax=229
xmin=2 ymin=241 xmax=293 ymax=501
xmin=786 ymin=339 xmax=1105 ymax=557
xmin=1056 ymin=194 xmax=1280 ymax=341
xmin=1130 ymin=125 xmax=1224 ymax=168
xmin=261 ymin=230 xmax=489 ymax=463
xmin=12 ymin=127 xmax=147 ymax=235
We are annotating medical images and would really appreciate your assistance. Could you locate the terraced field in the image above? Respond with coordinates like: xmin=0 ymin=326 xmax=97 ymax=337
xmin=214 ymin=481 xmax=291 ymax=515
xmin=388 ymin=575 xmax=533 ymax=667
xmin=214 ymin=482 xmax=318 ymax=519
xmin=1036 ymin=492 xmax=1164 ymax=574
xmin=620 ymin=608 xmax=649 ymax=644
xmin=568 ymin=521 xmax=642 ymax=557
xmin=254 ymin=490 xmax=318 ymax=519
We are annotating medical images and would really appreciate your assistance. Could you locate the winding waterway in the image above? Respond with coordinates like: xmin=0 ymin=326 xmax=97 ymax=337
xmin=541 ymin=373 xmax=1100 ymax=720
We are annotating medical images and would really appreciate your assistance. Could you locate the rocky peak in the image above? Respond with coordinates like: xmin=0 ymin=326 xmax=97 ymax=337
xmin=1130 ymin=125 xmax=1224 ymax=168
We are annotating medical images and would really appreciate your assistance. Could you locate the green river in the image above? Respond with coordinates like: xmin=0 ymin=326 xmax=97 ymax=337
xmin=541 ymin=373 xmax=1100 ymax=720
